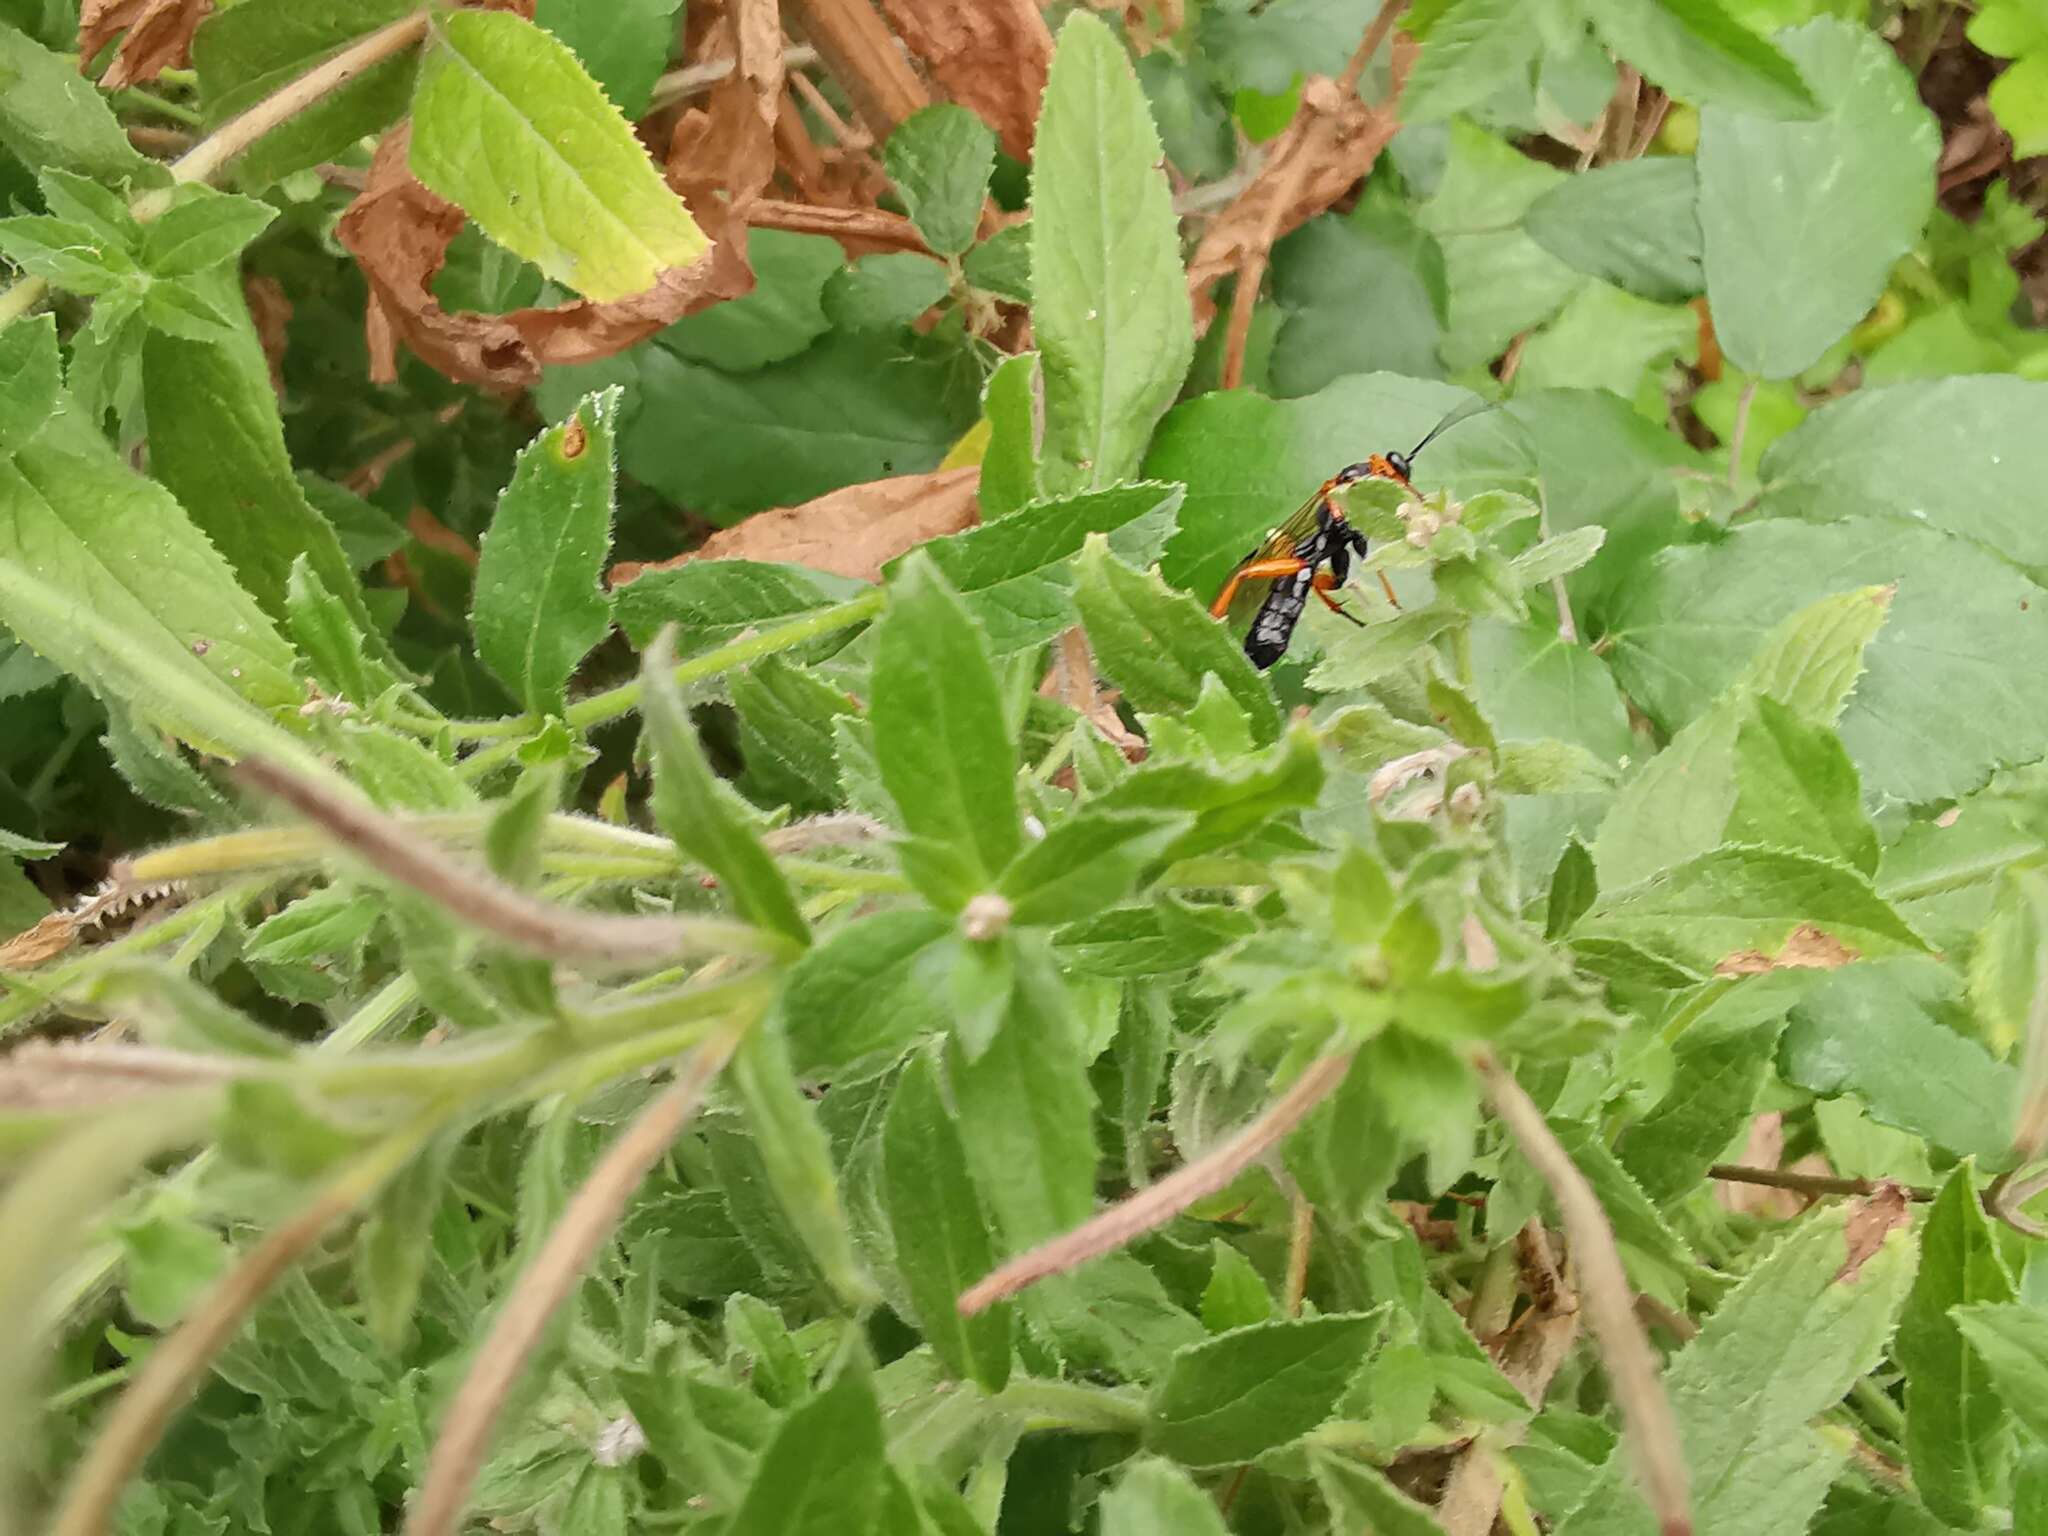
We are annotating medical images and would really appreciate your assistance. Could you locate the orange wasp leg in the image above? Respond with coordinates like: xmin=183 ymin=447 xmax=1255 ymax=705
xmin=1208 ymin=556 xmax=1309 ymax=618
xmin=1309 ymin=568 xmax=1368 ymax=628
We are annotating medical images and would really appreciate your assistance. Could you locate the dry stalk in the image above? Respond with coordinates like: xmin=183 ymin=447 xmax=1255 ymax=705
xmin=1475 ymin=1051 xmax=1692 ymax=1536
xmin=958 ymin=1052 xmax=1353 ymax=1315
xmin=401 ymin=1029 xmax=743 ymax=1536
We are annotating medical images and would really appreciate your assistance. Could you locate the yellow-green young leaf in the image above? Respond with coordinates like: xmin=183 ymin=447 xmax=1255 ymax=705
xmin=882 ymin=1051 xmax=1013 ymax=1390
xmin=1031 ymin=12 xmax=1194 ymax=493
xmin=410 ymin=9 xmax=709 ymax=302
xmin=142 ymin=266 xmax=391 ymax=658
xmin=472 ymin=389 xmax=619 ymax=716
xmin=1897 ymin=1166 xmax=2017 ymax=1528
xmin=1556 ymin=1199 xmax=1916 ymax=1536
xmin=978 ymin=350 xmax=1042 ymax=516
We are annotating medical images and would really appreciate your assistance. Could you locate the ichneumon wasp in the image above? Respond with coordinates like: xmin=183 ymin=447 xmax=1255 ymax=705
xmin=1208 ymin=396 xmax=1498 ymax=670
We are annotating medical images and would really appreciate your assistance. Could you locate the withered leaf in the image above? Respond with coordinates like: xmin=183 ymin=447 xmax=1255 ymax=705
xmin=337 ymin=123 xmax=753 ymax=390
xmin=1836 ymin=1183 xmax=1912 ymax=1283
xmin=1713 ymin=923 xmax=1862 ymax=977
xmin=874 ymin=0 xmax=1053 ymax=162
xmin=79 ymin=0 xmax=212 ymax=90
xmin=667 ymin=0 xmax=784 ymax=210
xmin=610 ymin=466 xmax=980 ymax=587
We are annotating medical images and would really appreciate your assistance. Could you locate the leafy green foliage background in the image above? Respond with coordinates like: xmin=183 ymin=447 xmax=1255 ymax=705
xmin=0 ymin=1 xmax=2047 ymax=1534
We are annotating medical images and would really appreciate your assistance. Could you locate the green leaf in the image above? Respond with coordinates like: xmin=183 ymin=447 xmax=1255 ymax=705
xmin=1516 ymin=282 xmax=1697 ymax=399
xmin=118 ymin=1212 xmax=230 ymax=1330
xmin=1586 ymin=0 xmax=1819 ymax=117
xmin=948 ymin=941 xmax=1096 ymax=1246
xmin=1074 ymin=536 xmax=1282 ymax=748
xmin=1897 ymin=1166 xmax=2017 ymax=1527
xmin=1727 ymin=697 xmax=1878 ymax=875
xmin=1100 ymin=1459 xmax=1231 ymax=1536
xmin=140 ymin=267 xmax=388 ymax=654
xmin=1607 ymin=522 xmax=2048 ymax=803
xmin=1309 ymin=1447 xmax=1449 ymax=1536
xmin=884 ymin=105 xmax=997 ymax=258
xmin=1201 ymin=1242 xmax=1274 ymax=1333
xmin=963 ymin=221 xmax=1031 ymax=304
xmin=1952 ymin=1303 xmax=2048 ymax=1447
xmin=532 ymin=0 xmax=682 ymax=117
xmin=0 ymin=24 xmax=159 ymax=184
xmin=623 ymin=332 xmax=979 ymax=520
xmin=140 ymin=188 xmax=279 ymax=277
xmin=976 ymin=350 xmax=1040 ymax=517
xmin=869 ymin=553 xmax=1020 ymax=900
xmin=642 ymin=631 xmax=807 ymax=948
xmin=724 ymin=1356 xmax=888 ymax=1536
xmin=1779 ymin=957 xmax=2018 ymax=1164
xmin=1546 ymin=838 xmax=1598 ymax=938
xmin=0 ymin=400 xmax=302 ymax=724
xmin=356 ymin=1133 xmax=456 ymax=1352
xmin=781 ymin=912 xmax=952 ymax=1075
xmin=1576 ymin=845 xmax=1925 ymax=981
xmin=410 ymin=9 xmax=708 ymax=303
xmin=1147 ymin=1313 xmax=1381 ymax=1467
xmin=1402 ymin=0 xmax=1547 ymax=123
xmin=998 ymin=810 xmax=1184 ymax=927
xmin=1557 ymin=1200 xmax=1916 ymax=1536
xmin=0 ymin=315 xmax=59 ymax=457
xmin=822 ymin=252 xmax=952 ymax=332
xmin=1756 ymin=378 xmax=2048 ymax=574
xmin=1415 ymin=121 xmax=1585 ymax=369
xmin=0 ymin=215 xmax=137 ymax=295
xmin=1031 ymin=12 xmax=1195 ymax=493
xmin=659 ymin=230 xmax=841 ymax=371
xmin=193 ymin=0 xmax=421 ymax=190
xmin=882 ymin=1052 xmax=1012 ymax=1390
xmin=901 ymin=483 xmax=1184 ymax=656
xmin=285 ymin=558 xmax=403 ymax=708
xmin=1270 ymin=190 xmax=1448 ymax=394
xmin=614 ymin=559 xmax=866 ymax=652
xmin=1696 ymin=18 xmax=1937 ymax=378
xmin=1523 ymin=157 xmax=1703 ymax=304
xmin=1055 ymin=899 xmax=1253 ymax=977
xmin=1614 ymin=972 xmax=1801 ymax=1203
xmin=1987 ymin=51 xmax=2048 ymax=158
xmin=472 ymin=389 xmax=618 ymax=716
xmin=727 ymin=1025 xmax=873 ymax=1308
xmin=733 ymin=656 xmax=859 ymax=814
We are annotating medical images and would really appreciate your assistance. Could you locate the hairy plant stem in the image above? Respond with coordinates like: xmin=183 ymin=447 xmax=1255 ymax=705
xmin=454 ymin=589 xmax=887 ymax=780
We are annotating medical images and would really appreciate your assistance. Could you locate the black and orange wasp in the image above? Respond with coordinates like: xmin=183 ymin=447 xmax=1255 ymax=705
xmin=1209 ymin=396 xmax=1497 ymax=670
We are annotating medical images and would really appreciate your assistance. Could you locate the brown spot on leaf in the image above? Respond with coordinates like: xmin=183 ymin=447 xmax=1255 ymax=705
xmin=78 ymin=0 xmax=211 ymax=89
xmin=1936 ymin=806 xmax=1962 ymax=828
xmin=1836 ymin=1183 xmax=1911 ymax=1283
xmin=560 ymin=417 xmax=588 ymax=460
xmin=1713 ymin=923 xmax=1860 ymax=977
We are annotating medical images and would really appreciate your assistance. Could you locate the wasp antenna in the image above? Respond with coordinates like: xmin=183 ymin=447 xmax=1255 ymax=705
xmin=1404 ymin=395 xmax=1501 ymax=464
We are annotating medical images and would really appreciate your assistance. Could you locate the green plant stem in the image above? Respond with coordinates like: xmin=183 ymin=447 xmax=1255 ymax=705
xmin=456 ymin=590 xmax=887 ymax=781
xmin=115 ymin=88 xmax=202 ymax=126
xmin=985 ymin=1378 xmax=1148 ymax=1436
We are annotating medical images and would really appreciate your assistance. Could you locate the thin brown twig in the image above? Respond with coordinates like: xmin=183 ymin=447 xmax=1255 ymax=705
xmin=1708 ymin=1163 xmax=1936 ymax=1203
xmin=958 ymin=1052 xmax=1355 ymax=1314
xmin=1218 ymin=0 xmax=1406 ymax=390
xmin=1477 ymin=1052 xmax=1692 ymax=1536
xmin=402 ymin=1029 xmax=743 ymax=1536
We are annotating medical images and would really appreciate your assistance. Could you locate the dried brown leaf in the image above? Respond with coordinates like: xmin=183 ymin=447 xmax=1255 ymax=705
xmin=873 ymin=0 xmax=1053 ymax=161
xmin=243 ymin=274 xmax=290 ymax=399
xmin=667 ymin=0 xmax=785 ymax=209
xmin=336 ymin=124 xmax=753 ymax=390
xmin=748 ymin=197 xmax=932 ymax=256
xmin=1712 ymin=922 xmax=1861 ymax=977
xmin=79 ymin=0 xmax=212 ymax=89
xmin=0 ymin=912 xmax=78 ymax=971
xmin=609 ymin=466 xmax=980 ymax=587
xmin=1836 ymin=1183 xmax=1912 ymax=1283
